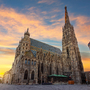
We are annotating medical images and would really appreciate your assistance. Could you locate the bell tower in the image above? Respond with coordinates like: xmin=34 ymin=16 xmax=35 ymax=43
xmin=62 ymin=6 xmax=84 ymax=84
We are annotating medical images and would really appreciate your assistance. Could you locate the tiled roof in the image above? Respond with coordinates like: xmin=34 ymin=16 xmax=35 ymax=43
xmin=30 ymin=38 xmax=61 ymax=55
xmin=31 ymin=50 xmax=36 ymax=57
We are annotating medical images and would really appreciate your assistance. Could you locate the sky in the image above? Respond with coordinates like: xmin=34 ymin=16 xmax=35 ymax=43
xmin=0 ymin=0 xmax=90 ymax=77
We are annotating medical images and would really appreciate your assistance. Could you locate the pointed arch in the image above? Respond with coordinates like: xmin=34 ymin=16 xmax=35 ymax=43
xmin=67 ymin=47 xmax=69 ymax=57
xmin=50 ymin=64 xmax=52 ymax=75
xmin=41 ymin=63 xmax=43 ymax=74
xmin=56 ymin=67 xmax=58 ymax=75
xmin=31 ymin=71 xmax=34 ymax=80
xmin=38 ymin=62 xmax=40 ymax=78
xmin=24 ymin=70 xmax=28 ymax=80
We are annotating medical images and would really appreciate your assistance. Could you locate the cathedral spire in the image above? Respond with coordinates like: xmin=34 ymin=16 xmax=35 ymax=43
xmin=65 ymin=6 xmax=70 ymax=24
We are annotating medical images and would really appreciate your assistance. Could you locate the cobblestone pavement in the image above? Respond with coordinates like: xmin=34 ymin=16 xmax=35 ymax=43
xmin=0 ymin=84 xmax=90 ymax=90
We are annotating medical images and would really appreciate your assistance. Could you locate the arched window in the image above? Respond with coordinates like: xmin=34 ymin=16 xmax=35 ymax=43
xmin=26 ymin=44 xmax=28 ymax=46
xmin=57 ymin=67 xmax=58 ymax=75
xmin=50 ymin=64 xmax=52 ymax=75
xmin=38 ymin=62 xmax=40 ymax=78
xmin=28 ymin=59 xmax=30 ymax=65
xmin=32 ymin=60 xmax=33 ymax=65
xmin=41 ymin=63 xmax=43 ymax=74
xmin=67 ymin=48 xmax=69 ymax=57
xmin=34 ymin=61 xmax=36 ymax=65
xmin=69 ymin=66 xmax=71 ymax=70
xmin=24 ymin=70 xmax=28 ymax=79
xmin=25 ymin=59 xmax=27 ymax=64
xmin=31 ymin=71 xmax=34 ymax=80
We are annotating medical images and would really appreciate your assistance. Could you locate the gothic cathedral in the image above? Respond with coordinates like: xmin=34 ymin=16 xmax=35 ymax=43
xmin=3 ymin=6 xmax=84 ymax=84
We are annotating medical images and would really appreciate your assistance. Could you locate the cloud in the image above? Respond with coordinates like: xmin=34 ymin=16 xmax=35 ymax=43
xmin=81 ymin=52 xmax=90 ymax=59
xmin=0 ymin=48 xmax=15 ymax=55
xmin=42 ymin=11 xmax=47 ymax=15
xmin=38 ymin=0 xmax=56 ymax=5
xmin=69 ymin=14 xmax=90 ymax=45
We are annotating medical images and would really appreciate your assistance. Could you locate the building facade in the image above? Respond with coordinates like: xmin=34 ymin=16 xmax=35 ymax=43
xmin=3 ymin=6 xmax=84 ymax=84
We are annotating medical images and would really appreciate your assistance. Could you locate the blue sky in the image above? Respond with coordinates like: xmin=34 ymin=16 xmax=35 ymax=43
xmin=0 ymin=0 xmax=90 ymax=77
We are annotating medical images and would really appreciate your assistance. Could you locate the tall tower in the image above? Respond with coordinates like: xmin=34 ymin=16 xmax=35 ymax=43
xmin=62 ymin=6 xmax=84 ymax=84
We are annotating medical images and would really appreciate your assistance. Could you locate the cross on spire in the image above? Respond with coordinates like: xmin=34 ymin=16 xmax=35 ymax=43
xmin=27 ymin=28 xmax=29 ymax=32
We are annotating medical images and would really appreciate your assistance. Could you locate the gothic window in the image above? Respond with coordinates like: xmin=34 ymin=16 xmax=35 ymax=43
xmin=32 ymin=60 xmax=33 ymax=65
xmin=25 ymin=59 xmax=27 ymax=64
xmin=38 ymin=62 xmax=40 ymax=78
xmin=50 ymin=64 xmax=52 ymax=75
xmin=34 ymin=61 xmax=36 ymax=65
xmin=69 ymin=66 xmax=71 ymax=70
xmin=24 ymin=70 xmax=28 ymax=79
xmin=57 ymin=67 xmax=58 ymax=75
xmin=23 ymin=47 xmax=24 ymax=49
xmin=31 ymin=71 xmax=34 ymax=80
xmin=41 ymin=63 xmax=43 ymax=74
xmin=28 ymin=59 xmax=30 ymax=65
xmin=26 ymin=44 xmax=28 ymax=46
xmin=26 ymin=47 xmax=27 ymax=49
xmin=67 ymin=48 xmax=69 ymax=57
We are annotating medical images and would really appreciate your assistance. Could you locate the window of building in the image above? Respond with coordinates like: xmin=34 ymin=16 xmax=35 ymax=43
xmin=69 ymin=66 xmax=71 ymax=70
xmin=34 ymin=61 xmax=36 ymax=65
xmin=67 ymin=48 xmax=69 ymax=57
xmin=57 ymin=67 xmax=58 ymax=75
xmin=24 ymin=70 xmax=28 ymax=80
xmin=26 ymin=44 xmax=28 ymax=46
xmin=25 ymin=59 xmax=27 ymax=64
xmin=50 ymin=64 xmax=52 ymax=75
xmin=32 ymin=60 xmax=33 ymax=65
xmin=31 ymin=71 xmax=34 ymax=80
xmin=28 ymin=60 xmax=30 ymax=65
xmin=41 ymin=63 xmax=43 ymax=74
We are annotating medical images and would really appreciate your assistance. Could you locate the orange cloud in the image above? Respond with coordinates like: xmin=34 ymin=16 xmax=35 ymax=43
xmin=70 ymin=15 xmax=90 ymax=46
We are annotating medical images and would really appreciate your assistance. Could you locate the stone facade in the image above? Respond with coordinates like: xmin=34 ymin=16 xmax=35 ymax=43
xmin=4 ymin=6 xmax=84 ymax=84
xmin=61 ymin=6 xmax=84 ymax=84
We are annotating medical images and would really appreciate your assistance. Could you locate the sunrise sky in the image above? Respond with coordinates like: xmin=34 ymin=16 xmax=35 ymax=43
xmin=0 ymin=0 xmax=90 ymax=77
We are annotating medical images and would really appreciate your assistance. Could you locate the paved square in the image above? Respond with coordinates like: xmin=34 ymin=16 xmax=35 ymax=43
xmin=0 ymin=84 xmax=90 ymax=90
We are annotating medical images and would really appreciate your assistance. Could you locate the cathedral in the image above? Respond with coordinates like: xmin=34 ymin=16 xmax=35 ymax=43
xmin=3 ymin=6 xmax=84 ymax=84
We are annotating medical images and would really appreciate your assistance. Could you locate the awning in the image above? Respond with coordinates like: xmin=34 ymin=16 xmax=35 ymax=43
xmin=48 ymin=74 xmax=68 ymax=77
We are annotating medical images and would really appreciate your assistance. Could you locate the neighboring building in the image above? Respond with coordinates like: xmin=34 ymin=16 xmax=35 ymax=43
xmin=85 ymin=71 xmax=90 ymax=83
xmin=3 ymin=69 xmax=12 ymax=84
xmin=3 ymin=6 xmax=84 ymax=84
xmin=0 ymin=77 xmax=2 ymax=83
